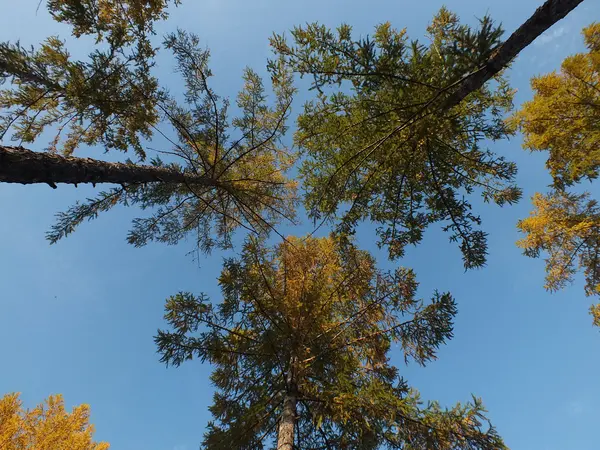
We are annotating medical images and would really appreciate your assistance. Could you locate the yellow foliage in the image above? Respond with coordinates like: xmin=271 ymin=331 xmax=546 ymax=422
xmin=269 ymin=236 xmax=384 ymax=346
xmin=0 ymin=393 xmax=109 ymax=450
xmin=49 ymin=0 xmax=178 ymax=46
xmin=517 ymin=191 xmax=600 ymax=326
xmin=509 ymin=23 xmax=600 ymax=188
xmin=513 ymin=24 xmax=600 ymax=328
xmin=591 ymin=303 xmax=600 ymax=327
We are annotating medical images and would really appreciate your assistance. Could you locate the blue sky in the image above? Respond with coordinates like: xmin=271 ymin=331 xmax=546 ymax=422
xmin=1 ymin=1 xmax=599 ymax=449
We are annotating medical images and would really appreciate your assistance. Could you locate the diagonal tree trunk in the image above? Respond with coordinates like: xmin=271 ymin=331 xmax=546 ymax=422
xmin=442 ymin=0 xmax=584 ymax=111
xmin=0 ymin=145 xmax=218 ymax=188
xmin=0 ymin=0 xmax=585 ymax=193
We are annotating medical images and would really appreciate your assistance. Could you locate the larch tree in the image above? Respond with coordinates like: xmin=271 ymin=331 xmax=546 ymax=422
xmin=156 ymin=236 xmax=505 ymax=449
xmin=42 ymin=29 xmax=298 ymax=251
xmin=510 ymin=23 xmax=600 ymax=326
xmin=270 ymin=0 xmax=583 ymax=270
xmin=0 ymin=392 xmax=109 ymax=450
xmin=0 ymin=0 xmax=584 ymax=254
xmin=1 ymin=1 xmax=297 ymax=252
xmin=0 ymin=0 xmax=590 ymax=448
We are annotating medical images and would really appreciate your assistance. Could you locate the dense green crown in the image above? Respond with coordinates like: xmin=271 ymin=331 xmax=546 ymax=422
xmin=271 ymin=8 xmax=520 ymax=269
xmin=156 ymin=236 xmax=504 ymax=449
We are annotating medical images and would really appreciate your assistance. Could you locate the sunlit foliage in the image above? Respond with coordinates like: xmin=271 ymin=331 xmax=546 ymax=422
xmin=517 ymin=191 xmax=600 ymax=324
xmin=513 ymin=24 xmax=600 ymax=326
xmin=156 ymin=236 xmax=505 ymax=449
xmin=271 ymin=8 xmax=521 ymax=269
xmin=45 ymin=30 xmax=297 ymax=253
xmin=510 ymin=23 xmax=600 ymax=189
xmin=0 ymin=392 xmax=109 ymax=450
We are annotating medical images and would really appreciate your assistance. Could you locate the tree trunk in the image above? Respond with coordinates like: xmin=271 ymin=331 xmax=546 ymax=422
xmin=442 ymin=0 xmax=584 ymax=111
xmin=0 ymin=1 xmax=584 ymax=192
xmin=0 ymin=145 xmax=217 ymax=188
xmin=277 ymin=390 xmax=297 ymax=450
xmin=277 ymin=357 xmax=298 ymax=450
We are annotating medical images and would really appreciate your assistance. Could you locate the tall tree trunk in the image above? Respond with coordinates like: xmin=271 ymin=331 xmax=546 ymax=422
xmin=278 ymin=357 xmax=298 ymax=450
xmin=0 ymin=145 xmax=218 ymax=188
xmin=0 ymin=1 xmax=585 ymax=192
xmin=277 ymin=390 xmax=297 ymax=450
xmin=442 ymin=0 xmax=584 ymax=111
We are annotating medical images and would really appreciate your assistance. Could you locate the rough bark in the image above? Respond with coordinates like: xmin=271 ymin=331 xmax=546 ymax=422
xmin=442 ymin=0 xmax=584 ymax=110
xmin=0 ymin=145 xmax=218 ymax=188
xmin=277 ymin=357 xmax=298 ymax=450
xmin=277 ymin=391 xmax=297 ymax=450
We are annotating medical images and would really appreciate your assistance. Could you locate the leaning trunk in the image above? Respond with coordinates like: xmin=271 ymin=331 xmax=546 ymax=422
xmin=442 ymin=0 xmax=584 ymax=111
xmin=0 ymin=145 xmax=217 ymax=188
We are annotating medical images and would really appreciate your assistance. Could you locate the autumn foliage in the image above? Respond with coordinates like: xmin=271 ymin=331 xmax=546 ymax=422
xmin=0 ymin=393 xmax=109 ymax=450
xmin=513 ymin=23 xmax=600 ymax=325
xmin=156 ymin=236 xmax=504 ymax=449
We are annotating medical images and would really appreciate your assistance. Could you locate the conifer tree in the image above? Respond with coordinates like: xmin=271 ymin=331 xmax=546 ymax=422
xmin=0 ymin=0 xmax=584 ymax=255
xmin=0 ymin=1 xmax=589 ymax=446
xmin=269 ymin=0 xmax=583 ymax=269
xmin=0 ymin=392 xmax=109 ymax=450
xmin=511 ymin=23 xmax=600 ymax=326
xmin=156 ymin=235 xmax=505 ymax=449
xmin=1 ymin=2 xmax=297 ymax=252
xmin=3 ymin=25 xmax=297 ymax=252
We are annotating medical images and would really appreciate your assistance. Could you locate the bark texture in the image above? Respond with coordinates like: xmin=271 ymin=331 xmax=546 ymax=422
xmin=277 ymin=391 xmax=297 ymax=450
xmin=0 ymin=0 xmax=585 ymax=192
xmin=277 ymin=357 xmax=298 ymax=450
xmin=443 ymin=0 xmax=584 ymax=110
xmin=0 ymin=145 xmax=217 ymax=188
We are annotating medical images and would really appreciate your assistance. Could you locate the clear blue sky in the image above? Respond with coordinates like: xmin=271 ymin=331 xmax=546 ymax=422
xmin=1 ymin=1 xmax=599 ymax=449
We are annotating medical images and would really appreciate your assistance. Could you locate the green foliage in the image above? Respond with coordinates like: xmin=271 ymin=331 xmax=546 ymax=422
xmin=0 ymin=1 xmax=180 ymax=157
xmin=47 ymin=0 xmax=179 ymax=47
xmin=156 ymin=236 xmax=505 ymax=449
xmin=46 ymin=31 xmax=297 ymax=253
xmin=270 ymin=8 xmax=521 ymax=269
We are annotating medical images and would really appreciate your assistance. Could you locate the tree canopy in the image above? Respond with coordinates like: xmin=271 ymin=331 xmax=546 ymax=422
xmin=0 ymin=392 xmax=109 ymax=450
xmin=511 ymin=23 xmax=600 ymax=189
xmin=35 ymin=29 xmax=298 ymax=252
xmin=156 ymin=236 xmax=504 ymax=449
xmin=271 ymin=8 xmax=520 ymax=269
xmin=0 ymin=0 xmax=592 ymax=448
xmin=512 ymin=23 xmax=600 ymax=326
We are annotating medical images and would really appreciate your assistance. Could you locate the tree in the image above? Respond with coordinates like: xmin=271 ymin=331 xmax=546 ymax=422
xmin=3 ymin=26 xmax=298 ymax=252
xmin=510 ymin=23 xmax=600 ymax=326
xmin=1 ymin=2 xmax=297 ymax=252
xmin=270 ymin=0 xmax=583 ymax=270
xmin=0 ymin=0 xmax=583 ymax=255
xmin=156 ymin=235 xmax=505 ymax=449
xmin=0 ymin=392 xmax=109 ymax=450
xmin=0 ymin=1 xmax=588 ymax=447
xmin=0 ymin=0 xmax=181 ymax=158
